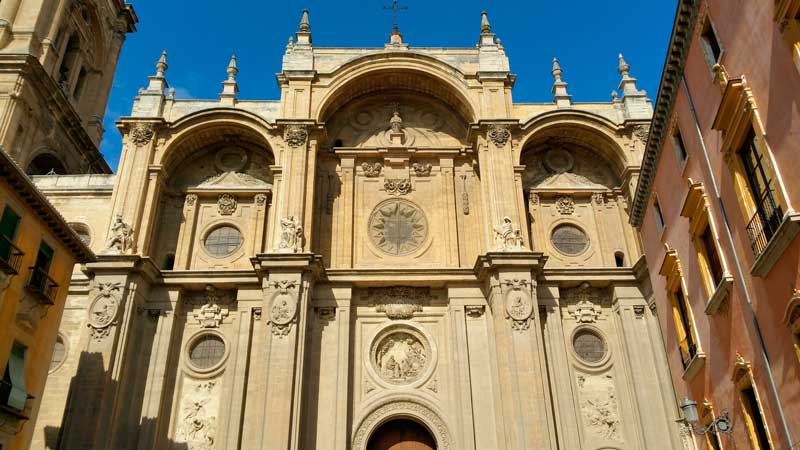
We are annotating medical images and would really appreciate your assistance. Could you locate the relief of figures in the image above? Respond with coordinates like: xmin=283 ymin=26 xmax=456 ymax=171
xmin=375 ymin=332 xmax=428 ymax=384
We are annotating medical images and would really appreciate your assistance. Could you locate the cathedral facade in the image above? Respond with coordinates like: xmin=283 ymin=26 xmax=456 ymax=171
xmin=32 ymin=10 xmax=687 ymax=450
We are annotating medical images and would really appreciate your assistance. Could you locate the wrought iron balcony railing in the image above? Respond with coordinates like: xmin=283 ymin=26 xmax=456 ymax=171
xmin=745 ymin=191 xmax=783 ymax=257
xmin=25 ymin=267 xmax=58 ymax=305
xmin=0 ymin=235 xmax=24 ymax=275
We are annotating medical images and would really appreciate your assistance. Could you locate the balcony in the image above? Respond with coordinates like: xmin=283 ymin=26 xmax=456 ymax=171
xmin=0 ymin=235 xmax=24 ymax=275
xmin=25 ymin=267 xmax=58 ymax=305
xmin=0 ymin=379 xmax=31 ymax=422
xmin=745 ymin=192 xmax=783 ymax=257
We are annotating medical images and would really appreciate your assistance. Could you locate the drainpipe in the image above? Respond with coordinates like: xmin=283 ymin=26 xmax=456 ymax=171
xmin=680 ymin=76 xmax=794 ymax=448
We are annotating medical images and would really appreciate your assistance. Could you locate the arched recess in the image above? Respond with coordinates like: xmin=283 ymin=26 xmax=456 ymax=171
xmin=150 ymin=109 xmax=276 ymax=270
xmin=315 ymin=54 xmax=477 ymax=127
xmin=352 ymin=398 xmax=453 ymax=450
xmin=26 ymin=152 xmax=67 ymax=175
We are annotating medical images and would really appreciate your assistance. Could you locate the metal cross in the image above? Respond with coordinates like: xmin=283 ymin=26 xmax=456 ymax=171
xmin=383 ymin=0 xmax=409 ymax=33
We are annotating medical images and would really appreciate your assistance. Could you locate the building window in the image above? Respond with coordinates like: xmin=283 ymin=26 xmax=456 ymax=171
xmin=671 ymin=126 xmax=688 ymax=168
xmin=572 ymin=328 xmax=607 ymax=364
xmin=203 ymin=225 xmax=243 ymax=258
xmin=0 ymin=206 xmax=23 ymax=274
xmin=701 ymin=17 xmax=723 ymax=66
xmin=738 ymin=129 xmax=783 ymax=256
xmin=740 ymin=385 xmax=772 ymax=449
xmin=614 ymin=251 xmax=625 ymax=268
xmin=671 ymin=286 xmax=697 ymax=369
xmin=162 ymin=253 xmax=175 ymax=270
xmin=1 ymin=342 xmax=28 ymax=411
xmin=188 ymin=334 xmax=226 ymax=370
xmin=701 ymin=401 xmax=724 ymax=450
xmin=550 ymin=224 xmax=589 ymax=256
xmin=653 ymin=197 xmax=665 ymax=234
xmin=699 ymin=224 xmax=724 ymax=287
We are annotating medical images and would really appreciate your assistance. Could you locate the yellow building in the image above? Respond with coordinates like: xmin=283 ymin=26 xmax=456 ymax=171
xmin=0 ymin=150 xmax=94 ymax=450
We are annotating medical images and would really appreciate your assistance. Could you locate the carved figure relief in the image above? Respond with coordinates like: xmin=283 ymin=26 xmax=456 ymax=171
xmin=87 ymin=282 xmax=124 ymax=341
xmin=503 ymin=279 xmax=533 ymax=331
xmin=487 ymin=124 xmax=511 ymax=147
xmin=493 ymin=216 xmax=525 ymax=251
xmin=383 ymin=179 xmax=412 ymax=196
xmin=277 ymin=216 xmax=304 ymax=253
xmin=284 ymin=125 xmax=308 ymax=148
xmin=176 ymin=380 xmax=219 ymax=450
xmin=217 ymin=193 xmax=237 ymax=216
xmin=191 ymin=285 xmax=231 ymax=328
xmin=255 ymin=193 xmax=268 ymax=206
xmin=374 ymin=332 xmax=428 ymax=384
xmin=576 ymin=373 xmax=622 ymax=442
xmin=412 ymin=162 xmax=433 ymax=176
xmin=185 ymin=194 xmax=198 ymax=207
xmin=370 ymin=286 xmax=431 ymax=320
xmin=102 ymin=214 xmax=134 ymax=254
xmin=269 ymin=280 xmax=298 ymax=337
xmin=361 ymin=162 xmax=383 ymax=177
xmin=130 ymin=123 xmax=155 ymax=146
xmin=555 ymin=196 xmax=575 ymax=215
xmin=368 ymin=200 xmax=428 ymax=256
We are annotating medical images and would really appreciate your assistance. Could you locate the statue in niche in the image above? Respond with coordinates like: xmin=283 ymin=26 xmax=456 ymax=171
xmin=494 ymin=216 xmax=524 ymax=251
xmin=103 ymin=214 xmax=134 ymax=254
xmin=389 ymin=103 xmax=403 ymax=134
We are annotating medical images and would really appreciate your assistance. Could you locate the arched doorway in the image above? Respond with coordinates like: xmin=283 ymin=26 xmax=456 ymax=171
xmin=367 ymin=419 xmax=436 ymax=450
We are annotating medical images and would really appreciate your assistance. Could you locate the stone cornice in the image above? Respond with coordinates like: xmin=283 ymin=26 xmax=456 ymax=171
xmin=629 ymin=0 xmax=700 ymax=228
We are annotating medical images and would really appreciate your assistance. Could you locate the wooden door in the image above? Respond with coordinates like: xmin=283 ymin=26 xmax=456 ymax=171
xmin=367 ymin=419 xmax=436 ymax=450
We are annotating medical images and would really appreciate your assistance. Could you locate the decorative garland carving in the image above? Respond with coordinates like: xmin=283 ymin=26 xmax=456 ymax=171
xmin=352 ymin=401 xmax=452 ymax=450
xmin=362 ymin=162 xmax=383 ymax=177
xmin=631 ymin=124 xmax=650 ymax=143
xmin=370 ymin=286 xmax=431 ymax=320
xmin=556 ymin=196 xmax=575 ymax=215
xmin=384 ymin=179 xmax=412 ymax=196
xmin=130 ymin=123 xmax=155 ymax=146
xmin=87 ymin=282 xmax=124 ymax=342
xmin=284 ymin=125 xmax=308 ymax=148
xmin=217 ymin=193 xmax=237 ymax=216
xmin=502 ymin=279 xmax=533 ymax=331
xmin=487 ymin=124 xmax=511 ymax=147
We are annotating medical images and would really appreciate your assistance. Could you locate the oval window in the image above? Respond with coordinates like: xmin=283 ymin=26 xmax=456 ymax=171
xmin=204 ymin=225 xmax=243 ymax=257
xmin=573 ymin=329 xmax=607 ymax=363
xmin=551 ymin=224 xmax=589 ymax=256
xmin=189 ymin=334 xmax=226 ymax=370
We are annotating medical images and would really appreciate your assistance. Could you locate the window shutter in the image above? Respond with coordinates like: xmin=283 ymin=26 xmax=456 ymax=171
xmin=7 ymin=344 xmax=27 ymax=410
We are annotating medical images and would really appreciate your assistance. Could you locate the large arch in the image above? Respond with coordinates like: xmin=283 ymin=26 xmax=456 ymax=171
xmin=517 ymin=110 xmax=630 ymax=175
xmin=352 ymin=398 xmax=453 ymax=450
xmin=156 ymin=108 xmax=276 ymax=175
xmin=315 ymin=54 xmax=477 ymax=125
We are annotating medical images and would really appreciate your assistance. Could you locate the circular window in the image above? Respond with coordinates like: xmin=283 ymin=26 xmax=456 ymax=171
xmin=189 ymin=334 xmax=226 ymax=370
xmin=69 ymin=223 xmax=92 ymax=246
xmin=368 ymin=199 xmax=428 ymax=256
xmin=573 ymin=329 xmax=607 ymax=363
xmin=49 ymin=335 xmax=67 ymax=372
xmin=551 ymin=224 xmax=589 ymax=256
xmin=204 ymin=225 xmax=243 ymax=257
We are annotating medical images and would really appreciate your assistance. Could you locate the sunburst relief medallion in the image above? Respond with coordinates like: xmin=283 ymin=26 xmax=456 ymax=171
xmin=368 ymin=199 xmax=428 ymax=256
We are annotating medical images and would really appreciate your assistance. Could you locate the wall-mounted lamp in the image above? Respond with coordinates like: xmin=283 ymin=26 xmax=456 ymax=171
xmin=679 ymin=396 xmax=733 ymax=435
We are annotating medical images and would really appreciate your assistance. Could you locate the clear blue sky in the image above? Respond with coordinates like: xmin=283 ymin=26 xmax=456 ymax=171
xmin=99 ymin=1 xmax=677 ymax=170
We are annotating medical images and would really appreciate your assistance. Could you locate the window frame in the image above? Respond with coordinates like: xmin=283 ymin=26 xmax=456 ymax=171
xmin=660 ymin=249 xmax=705 ymax=380
xmin=671 ymin=124 xmax=689 ymax=170
xmin=701 ymin=400 xmax=724 ymax=450
xmin=775 ymin=0 xmax=800 ymax=73
xmin=782 ymin=291 xmax=800 ymax=364
xmin=652 ymin=194 xmax=666 ymax=237
xmin=699 ymin=15 xmax=724 ymax=69
xmin=732 ymin=355 xmax=774 ymax=450
xmin=1 ymin=342 xmax=28 ymax=411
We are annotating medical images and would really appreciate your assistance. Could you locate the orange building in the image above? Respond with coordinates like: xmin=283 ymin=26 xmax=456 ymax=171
xmin=632 ymin=0 xmax=800 ymax=449
xmin=0 ymin=150 xmax=94 ymax=450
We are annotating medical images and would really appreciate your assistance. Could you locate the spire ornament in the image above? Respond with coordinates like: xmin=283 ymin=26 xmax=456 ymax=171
xmin=299 ymin=9 xmax=311 ymax=33
xmin=480 ymin=11 xmax=492 ymax=34
xmin=617 ymin=53 xmax=631 ymax=79
xmin=155 ymin=51 xmax=168 ymax=78
xmin=551 ymin=57 xmax=572 ymax=108
xmin=226 ymin=54 xmax=238 ymax=81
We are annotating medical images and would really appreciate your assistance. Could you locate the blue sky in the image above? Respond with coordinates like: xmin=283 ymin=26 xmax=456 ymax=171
xmin=99 ymin=1 xmax=677 ymax=170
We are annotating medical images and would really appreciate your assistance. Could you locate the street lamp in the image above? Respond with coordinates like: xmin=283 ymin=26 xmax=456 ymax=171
xmin=679 ymin=396 xmax=733 ymax=435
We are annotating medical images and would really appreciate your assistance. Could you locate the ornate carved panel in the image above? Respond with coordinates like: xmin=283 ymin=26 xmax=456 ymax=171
xmin=368 ymin=199 xmax=428 ymax=256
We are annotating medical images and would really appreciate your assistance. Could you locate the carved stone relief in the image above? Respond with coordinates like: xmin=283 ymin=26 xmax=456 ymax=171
xmin=368 ymin=200 xmax=428 ymax=256
xmin=269 ymin=280 xmax=298 ymax=337
xmin=461 ymin=175 xmax=470 ymax=215
xmin=564 ymin=283 xmax=605 ymax=323
xmin=383 ymin=179 xmax=412 ymax=196
xmin=130 ymin=123 xmax=155 ymax=147
xmin=555 ymin=196 xmax=575 ymax=215
xmin=503 ymin=279 xmax=533 ymax=331
xmin=87 ymin=282 xmax=124 ymax=342
xmin=411 ymin=162 xmax=433 ymax=176
xmin=254 ymin=193 xmax=268 ymax=206
xmin=373 ymin=332 xmax=428 ymax=384
xmin=493 ymin=216 xmax=525 ymax=251
xmin=176 ymin=379 xmax=219 ymax=450
xmin=284 ymin=125 xmax=308 ymax=148
xmin=370 ymin=286 xmax=431 ymax=320
xmin=189 ymin=286 xmax=233 ymax=328
xmin=361 ymin=162 xmax=383 ymax=177
xmin=352 ymin=401 xmax=452 ymax=450
xmin=576 ymin=373 xmax=622 ymax=442
xmin=217 ymin=193 xmax=237 ymax=216
xmin=522 ymin=142 xmax=619 ymax=190
xmin=276 ymin=216 xmax=304 ymax=253
xmin=487 ymin=124 xmax=511 ymax=147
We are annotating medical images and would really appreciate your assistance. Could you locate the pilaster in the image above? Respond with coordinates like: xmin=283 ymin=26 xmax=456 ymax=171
xmin=474 ymin=251 xmax=555 ymax=450
xmin=251 ymin=253 xmax=324 ymax=450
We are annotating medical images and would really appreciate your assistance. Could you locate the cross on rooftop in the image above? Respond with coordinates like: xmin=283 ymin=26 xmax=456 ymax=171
xmin=383 ymin=0 xmax=408 ymax=34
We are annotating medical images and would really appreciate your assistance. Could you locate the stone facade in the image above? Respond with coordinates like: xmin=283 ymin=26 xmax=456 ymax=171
xmin=31 ymin=10 xmax=685 ymax=450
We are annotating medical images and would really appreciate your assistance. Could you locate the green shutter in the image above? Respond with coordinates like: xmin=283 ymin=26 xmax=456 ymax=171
xmin=7 ymin=343 xmax=27 ymax=410
xmin=0 ymin=207 xmax=20 ymax=261
xmin=34 ymin=241 xmax=54 ymax=272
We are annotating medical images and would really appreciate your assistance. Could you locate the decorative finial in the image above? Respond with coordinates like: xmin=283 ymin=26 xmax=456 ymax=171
xmin=618 ymin=53 xmax=630 ymax=78
xmin=552 ymin=57 xmax=563 ymax=82
xmin=481 ymin=11 xmax=492 ymax=34
xmin=299 ymin=9 xmax=311 ymax=33
xmin=611 ymin=90 xmax=618 ymax=101
xmin=226 ymin=54 xmax=238 ymax=81
xmin=155 ymin=51 xmax=168 ymax=77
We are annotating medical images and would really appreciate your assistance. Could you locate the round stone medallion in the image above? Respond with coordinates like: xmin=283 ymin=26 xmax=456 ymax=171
xmin=368 ymin=199 xmax=428 ymax=256
xmin=544 ymin=148 xmax=575 ymax=173
xmin=214 ymin=146 xmax=248 ymax=172
xmin=371 ymin=329 xmax=429 ymax=385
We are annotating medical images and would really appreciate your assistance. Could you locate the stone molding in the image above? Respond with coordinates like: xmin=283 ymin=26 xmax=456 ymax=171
xmin=352 ymin=397 xmax=452 ymax=450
